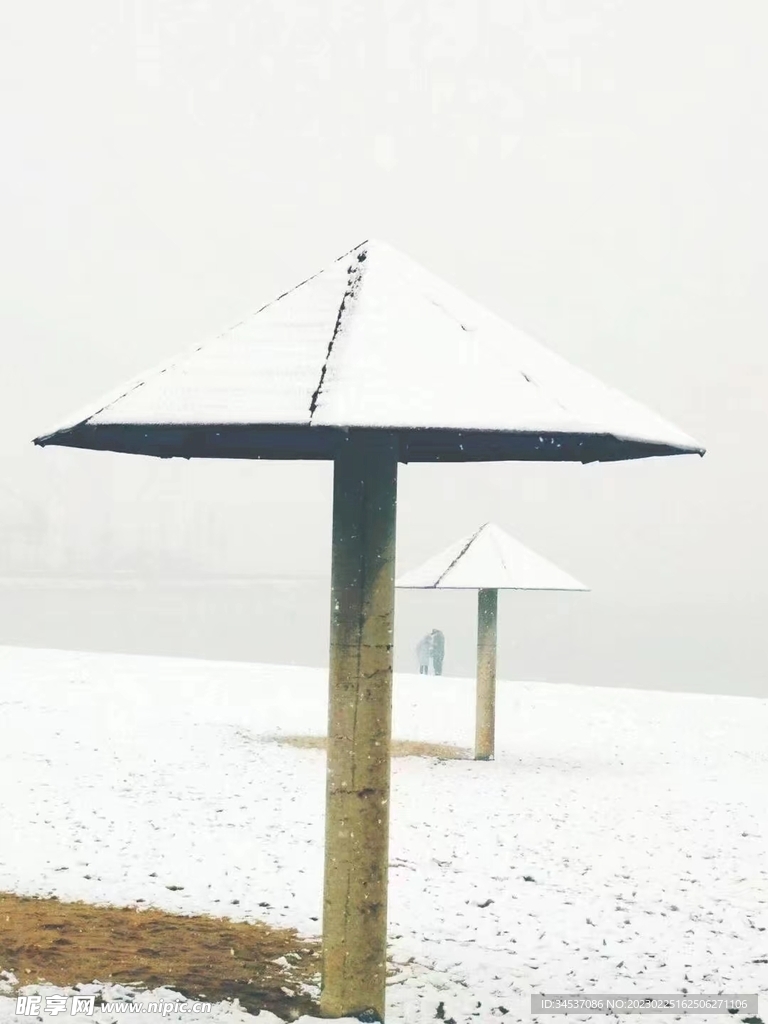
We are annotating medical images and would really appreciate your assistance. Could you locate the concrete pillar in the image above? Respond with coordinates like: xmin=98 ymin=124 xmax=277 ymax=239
xmin=321 ymin=431 xmax=398 ymax=1022
xmin=475 ymin=587 xmax=498 ymax=761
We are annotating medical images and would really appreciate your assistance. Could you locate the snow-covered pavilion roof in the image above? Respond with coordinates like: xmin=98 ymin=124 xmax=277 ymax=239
xmin=396 ymin=523 xmax=589 ymax=591
xmin=34 ymin=239 xmax=704 ymax=463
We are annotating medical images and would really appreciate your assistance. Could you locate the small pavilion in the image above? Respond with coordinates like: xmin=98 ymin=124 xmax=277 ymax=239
xmin=397 ymin=521 xmax=588 ymax=760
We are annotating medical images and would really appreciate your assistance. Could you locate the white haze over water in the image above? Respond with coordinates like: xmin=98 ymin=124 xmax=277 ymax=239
xmin=0 ymin=1 xmax=766 ymax=697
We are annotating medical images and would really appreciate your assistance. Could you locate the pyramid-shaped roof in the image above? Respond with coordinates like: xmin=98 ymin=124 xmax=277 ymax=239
xmin=396 ymin=523 xmax=589 ymax=591
xmin=34 ymin=239 xmax=704 ymax=464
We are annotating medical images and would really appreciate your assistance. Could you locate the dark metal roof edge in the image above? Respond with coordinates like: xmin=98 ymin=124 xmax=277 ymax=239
xmin=31 ymin=422 xmax=705 ymax=464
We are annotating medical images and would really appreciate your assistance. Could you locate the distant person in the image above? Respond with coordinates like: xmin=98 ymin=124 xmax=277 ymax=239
xmin=416 ymin=633 xmax=432 ymax=675
xmin=430 ymin=628 xmax=445 ymax=676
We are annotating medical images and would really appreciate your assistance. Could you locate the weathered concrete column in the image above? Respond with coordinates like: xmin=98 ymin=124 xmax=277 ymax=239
xmin=321 ymin=431 xmax=398 ymax=1022
xmin=475 ymin=587 xmax=498 ymax=761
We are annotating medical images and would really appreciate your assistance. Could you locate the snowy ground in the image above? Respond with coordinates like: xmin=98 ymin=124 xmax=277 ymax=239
xmin=0 ymin=645 xmax=766 ymax=1023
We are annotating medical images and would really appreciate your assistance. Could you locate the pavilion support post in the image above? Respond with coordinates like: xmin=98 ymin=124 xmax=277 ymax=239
xmin=475 ymin=587 xmax=498 ymax=761
xmin=321 ymin=431 xmax=398 ymax=1023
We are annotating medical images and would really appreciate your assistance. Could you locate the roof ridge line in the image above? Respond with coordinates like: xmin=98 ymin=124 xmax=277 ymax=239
xmin=433 ymin=522 xmax=486 ymax=587
xmin=77 ymin=241 xmax=372 ymax=430
xmin=487 ymin=522 xmax=510 ymax=576
xmin=257 ymin=238 xmax=367 ymax=322
xmin=309 ymin=245 xmax=369 ymax=422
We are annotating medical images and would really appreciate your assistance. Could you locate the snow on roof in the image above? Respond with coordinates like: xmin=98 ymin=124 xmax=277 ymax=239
xmin=396 ymin=523 xmax=589 ymax=591
xmin=34 ymin=239 xmax=704 ymax=463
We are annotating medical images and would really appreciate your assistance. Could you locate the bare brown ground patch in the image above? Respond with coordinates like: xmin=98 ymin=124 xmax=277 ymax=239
xmin=0 ymin=893 xmax=319 ymax=1020
xmin=263 ymin=734 xmax=470 ymax=760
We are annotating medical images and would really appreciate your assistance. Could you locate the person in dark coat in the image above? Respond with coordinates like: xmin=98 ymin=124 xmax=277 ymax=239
xmin=430 ymin=628 xmax=445 ymax=675
xmin=416 ymin=633 xmax=432 ymax=675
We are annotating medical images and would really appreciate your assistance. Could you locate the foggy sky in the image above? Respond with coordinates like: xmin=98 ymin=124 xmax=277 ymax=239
xmin=1 ymin=1 xmax=766 ymax=696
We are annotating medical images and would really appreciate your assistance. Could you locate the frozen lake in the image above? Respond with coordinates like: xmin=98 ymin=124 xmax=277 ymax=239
xmin=0 ymin=576 xmax=763 ymax=697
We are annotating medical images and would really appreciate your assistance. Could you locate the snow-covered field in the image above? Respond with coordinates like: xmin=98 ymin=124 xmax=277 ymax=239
xmin=0 ymin=645 xmax=766 ymax=1023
